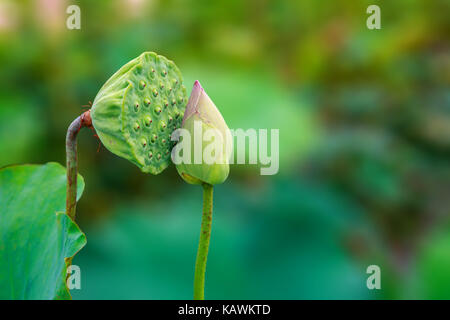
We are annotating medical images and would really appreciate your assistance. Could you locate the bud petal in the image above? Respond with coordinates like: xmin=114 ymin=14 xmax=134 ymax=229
xmin=174 ymin=81 xmax=232 ymax=185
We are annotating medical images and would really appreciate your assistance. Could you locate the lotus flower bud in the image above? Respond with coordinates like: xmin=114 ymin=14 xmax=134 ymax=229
xmin=172 ymin=81 xmax=232 ymax=185
xmin=90 ymin=52 xmax=187 ymax=174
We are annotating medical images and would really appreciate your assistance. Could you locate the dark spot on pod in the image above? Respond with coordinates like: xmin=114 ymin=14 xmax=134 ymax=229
xmin=159 ymin=82 xmax=164 ymax=89
xmin=174 ymin=109 xmax=180 ymax=118
xmin=151 ymin=134 xmax=157 ymax=143
xmin=162 ymin=138 xmax=166 ymax=144
xmin=144 ymin=98 xmax=151 ymax=106
xmin=157 ymin=153 xmax=162 ymax=160
xmin=152 ymin=89 xmax=158 ymax=97
xmin=165 ymin=150 xmax=170 ymax=155
xmin=139 ymin=80 xmax=146 ymax=90
xmin=133 ymin=122 xmax=140 ymax=131
xmin=144 ymin=116 xmax=152 ymax=127
xmin=177 ymin=95 xmax=184 ymax=104
xmin=154 ymin=105 xmax=162 ymax=115
xmin=134 ymin=102 xmax=139 ymax=112
xmin=140 ymin=138 xmax=147 ymax=148
xmin=171 ymin=99 xmax=176 ymax=106
xmin=163 ymin=100 xmax=169 ymax=108
xmin=148 ymin=152 xmax=153 ymax=159
xmin=161 ymin=70 xmax=167 ymax=77
xmin=168 ymin=116 xmax=173 ymax=122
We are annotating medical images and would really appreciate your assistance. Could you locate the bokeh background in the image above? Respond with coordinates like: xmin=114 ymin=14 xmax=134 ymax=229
xmin=0 ymin=0 xmax=449 ymax=299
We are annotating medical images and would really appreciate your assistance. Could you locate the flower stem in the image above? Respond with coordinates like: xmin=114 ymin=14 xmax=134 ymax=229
xmin=193 ymin=183 xmax=214 ymax=300
xmin=66 ymin=110 xmax=92 ymax=220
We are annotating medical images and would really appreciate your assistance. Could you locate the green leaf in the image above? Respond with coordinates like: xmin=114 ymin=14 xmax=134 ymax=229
xmin=0 ymin=162 xmax=86 ymax=300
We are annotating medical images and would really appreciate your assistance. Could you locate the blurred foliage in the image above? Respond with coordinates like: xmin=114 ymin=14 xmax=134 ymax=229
xmin=0 ymin=0 xmax=449 ymax=299
xmin=0 ymin=163 xmax=85 ymax=299
xmin=72 ymin=179 xmax=374 ymax=299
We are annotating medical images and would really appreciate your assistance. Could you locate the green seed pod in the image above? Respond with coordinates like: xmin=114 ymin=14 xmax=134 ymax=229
xmin=90 ymin=52 xmax=187 ymax=174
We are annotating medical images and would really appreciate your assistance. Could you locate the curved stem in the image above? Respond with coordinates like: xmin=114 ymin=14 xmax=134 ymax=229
xmin=193 ymin=183 xmax=214 ymax=300
xmin=66 ymin=111 xmax=91 ymax=220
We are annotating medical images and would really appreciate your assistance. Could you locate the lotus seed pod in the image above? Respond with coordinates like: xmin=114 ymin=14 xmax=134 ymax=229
xmin=173 ymin=81 xmax=232 ymax=185
xmin=90 ymin=52 xmax=187 ymax=174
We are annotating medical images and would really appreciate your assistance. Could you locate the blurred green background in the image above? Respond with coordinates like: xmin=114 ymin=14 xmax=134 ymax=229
xmin=0 ymin=0 xmax=449 ymax=299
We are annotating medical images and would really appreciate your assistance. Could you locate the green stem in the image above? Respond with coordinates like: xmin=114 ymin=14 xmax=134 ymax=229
xmin=66 ymin=111 xmax=91 ymax=220
xmin=193 ymin=183 xmax=214 ymax=300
